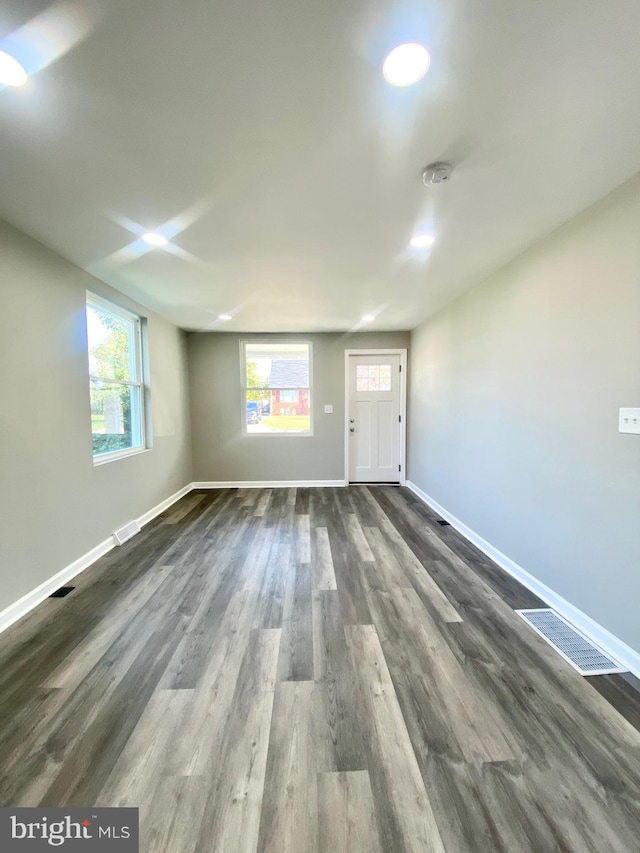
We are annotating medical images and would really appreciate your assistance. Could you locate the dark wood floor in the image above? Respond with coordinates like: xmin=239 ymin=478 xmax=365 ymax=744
xmin=1 ymin=486 xmax=639 ymax=852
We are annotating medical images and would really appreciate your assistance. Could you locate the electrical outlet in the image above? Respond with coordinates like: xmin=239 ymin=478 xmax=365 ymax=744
xmin=324 ymin=404 xmax=333 ymax=414
xmin=619 ymin=408 xmax=640 ymax=434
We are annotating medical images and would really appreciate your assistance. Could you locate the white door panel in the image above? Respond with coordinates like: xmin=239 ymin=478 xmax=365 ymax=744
xmin=355 ymin=400 xmax=372 ymax=468
xmin=348 ymin=354 xmax=402 ymax=483
xmin=377 ymin=401 xmax=394 ymax=470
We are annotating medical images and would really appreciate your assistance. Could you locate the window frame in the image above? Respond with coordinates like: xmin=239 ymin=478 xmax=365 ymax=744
xmin=86 ymin=291 xmax=147 ymax=465
xmin=240 ymin=340 xmax=313 ymax=437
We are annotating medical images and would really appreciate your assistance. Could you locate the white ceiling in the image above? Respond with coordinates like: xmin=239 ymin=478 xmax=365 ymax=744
xmin=2 ymin=0 xmax=640 ymax=332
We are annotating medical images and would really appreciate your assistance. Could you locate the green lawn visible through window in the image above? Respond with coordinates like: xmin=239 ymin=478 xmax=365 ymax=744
xmin=242 ymin=341 xmax=312 ymax=435
xmin=87 ymin=293 xmax=146 ymax=460
xmin=261 ymin=415 xmax=311 ymax=432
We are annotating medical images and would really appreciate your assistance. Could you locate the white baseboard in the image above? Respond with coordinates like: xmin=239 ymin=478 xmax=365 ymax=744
xmin=137 ymin=483 xmax=193 ymax=527
xmin=0 ymin=482 xmax=193 ymax=637
xmin=192 ymin=480 xmax=346 ymax=489
xmin=406 ymin=480 xmax=640 ymax=680
xmin=0 ymin=537 xmax=115 ymax=637
xmin=0 ymin=478 xmax=348 ymax=635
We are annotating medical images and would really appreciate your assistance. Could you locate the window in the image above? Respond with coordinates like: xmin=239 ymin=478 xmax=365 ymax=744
xmin=356 ymin=363 xmax=392 ymax=392
xmin=242 ymin=341 xmax=312 ymax=434
xmin=86 ymin=293 xmax=146 ymax=462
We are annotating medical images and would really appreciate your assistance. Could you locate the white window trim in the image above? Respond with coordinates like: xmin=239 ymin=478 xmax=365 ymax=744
xmin=240 ymin=340 xmax=314 ymax=437
xmin=87 ymin=291 xmax=147 ymax=464
xmin=93 ymin=446 xmax=150 ymax=466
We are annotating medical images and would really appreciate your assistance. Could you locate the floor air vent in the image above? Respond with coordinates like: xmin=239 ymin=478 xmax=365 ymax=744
xmin=49 ymin=586 xmax=75 ymax=598
xmin=516 ymin=609 xmax=626 ymax=676
xmin=113 ymin=520 xmax=141 ymax=546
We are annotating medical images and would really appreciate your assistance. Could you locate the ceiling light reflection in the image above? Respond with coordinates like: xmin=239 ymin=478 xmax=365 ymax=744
xmin=383 ymin=43 xmax=430 ymax=87
xmin=141 ymin=232 xmax=168 ymax=247
xmin=409 ymin=233 xmax=435 ymax=249
xmin=0 ymin=0 xmax=103 ymax=78
xmin=0 ymin=51 xmax=27 ymax=86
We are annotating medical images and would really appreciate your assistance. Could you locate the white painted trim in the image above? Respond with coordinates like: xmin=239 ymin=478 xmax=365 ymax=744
xmin=93 ymin=446 xmax=150 ymax=467
xmin=344 ymin=349 xmax=407 ymax=486
xmin=406 ymin=480 xmax=640 ymax=680
xmin=137 ymin=483 xmax=193 ymax=526
xmin=240 ymin=339 xmax=314 ymax=437
xmin=0 ymin=482 xmax=192 ymax=637
xmin=86 ymin=289 xmax=142 ymax=324
xmin=87 ymin=289 xmax=147 ymax=464
xmin=0 ymin=537 xmax=114 ymax=636
xmin=192 ymin=480 xmax=346 ymax=489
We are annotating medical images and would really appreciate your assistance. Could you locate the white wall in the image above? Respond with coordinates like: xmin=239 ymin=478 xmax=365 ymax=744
xmin=408 ymin=172 xmax=640 ymax=653
xmin=0 ymin=220 xmax=193 ymax=615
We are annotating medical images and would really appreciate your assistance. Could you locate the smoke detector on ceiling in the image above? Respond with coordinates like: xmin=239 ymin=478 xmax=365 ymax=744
xmin=422 ymin=162 xmax=453 ymax=186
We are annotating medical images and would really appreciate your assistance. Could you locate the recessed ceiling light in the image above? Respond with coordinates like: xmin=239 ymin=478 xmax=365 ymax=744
xmin=218 ymin=314 xmax=232 ymax=321
xmin=383 ymin=43 xmax=430 ymax=87
xmin=141 ymin=232 xmax=168 ymax=247
xmin=409 ymin=233 xmax=435 ymax=249
xmin=361 ymin=314 xmax=375 ymax=323
xmin=0 ymin=51 xmax=28 ymax=87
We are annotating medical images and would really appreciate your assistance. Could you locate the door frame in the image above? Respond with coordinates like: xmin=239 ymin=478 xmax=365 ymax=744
xmin=344 ymin=348 xmax=407 ymax=486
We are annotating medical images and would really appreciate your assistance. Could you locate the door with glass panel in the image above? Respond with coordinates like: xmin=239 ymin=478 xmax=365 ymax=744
xmin=348 ymin=354 xmax=401 ymax=482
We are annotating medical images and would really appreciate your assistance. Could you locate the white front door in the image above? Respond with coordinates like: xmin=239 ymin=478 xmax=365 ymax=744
xmin=348 ymin=354 xmax=402 ymax=483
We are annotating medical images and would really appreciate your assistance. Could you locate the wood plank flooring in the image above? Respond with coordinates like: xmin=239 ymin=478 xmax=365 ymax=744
xmin=0 ymin=486 xmax=639 ymax=852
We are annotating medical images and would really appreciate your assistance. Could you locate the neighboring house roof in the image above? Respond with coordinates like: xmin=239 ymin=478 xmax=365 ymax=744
xmin=269 ymin=359 xmax=309 ymax=388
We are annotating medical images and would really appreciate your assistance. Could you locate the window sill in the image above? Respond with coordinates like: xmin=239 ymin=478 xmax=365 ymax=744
xmin=93 ymin=446 xmax=150 ymax=466
xmin=243 ymin=431 xmax=313 ymax=438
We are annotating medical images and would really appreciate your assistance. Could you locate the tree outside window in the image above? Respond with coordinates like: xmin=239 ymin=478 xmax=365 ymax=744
xmin=241 ymin=342 xmax=312 ymax=435
xmin=86 ymin=294 xmax=146 ymax=461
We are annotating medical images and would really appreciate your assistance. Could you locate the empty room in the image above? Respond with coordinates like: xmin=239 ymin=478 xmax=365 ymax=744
xmin=1 ymin=1 xmax=639 ymax=851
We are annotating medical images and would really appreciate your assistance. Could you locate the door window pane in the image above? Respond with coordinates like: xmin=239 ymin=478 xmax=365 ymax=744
xmin=356 ymin=364 xmax=392 ymax=392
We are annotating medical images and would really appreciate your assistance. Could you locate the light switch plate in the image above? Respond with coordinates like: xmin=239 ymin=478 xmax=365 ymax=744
xmin=324 ymin=405 xmax=333 ymax=414
xmin=619 ymin=408 xmax=640 ymax=434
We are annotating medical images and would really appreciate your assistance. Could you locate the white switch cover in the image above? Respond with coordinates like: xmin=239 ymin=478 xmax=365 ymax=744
xmin=324 ymin=405 xmax=333 ymax=414
xmin=619 ymin=408 xmax=640 ymax=434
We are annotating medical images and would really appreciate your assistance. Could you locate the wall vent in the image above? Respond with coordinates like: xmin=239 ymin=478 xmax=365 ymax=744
xmin=113 ymin=520 xmax=141 ymax=546
xmin=49 ymin=586 xmax=75 ymax=598
xmin=516 ymin=609 xmax=626 ymax=676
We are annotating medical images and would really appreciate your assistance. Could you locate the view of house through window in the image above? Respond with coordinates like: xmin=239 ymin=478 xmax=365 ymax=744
xmin=242 ymin=342 xmax=312 ymax=434
xmin=86 ymin=293 xmax=146 ymax=460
